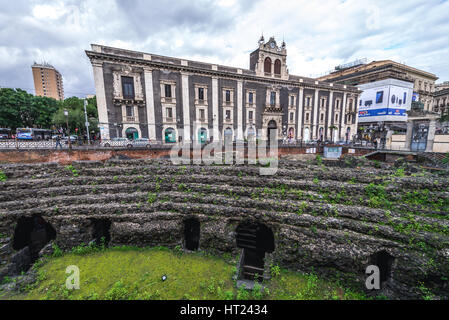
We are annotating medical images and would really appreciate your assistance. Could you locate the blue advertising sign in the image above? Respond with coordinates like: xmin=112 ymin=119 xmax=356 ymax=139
xmin=358 ymin=108 xmax=407 ymax=118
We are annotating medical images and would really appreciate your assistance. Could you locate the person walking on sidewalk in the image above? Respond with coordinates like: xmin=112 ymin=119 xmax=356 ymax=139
xmin=55 ymin=135 xmax=62 ymax=150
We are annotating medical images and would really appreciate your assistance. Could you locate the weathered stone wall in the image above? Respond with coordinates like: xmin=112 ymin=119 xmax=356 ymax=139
xmin=0 ymin=159 xmax=447 ymax=299
xmin=0 ymin=146 xmax=371 ymax=165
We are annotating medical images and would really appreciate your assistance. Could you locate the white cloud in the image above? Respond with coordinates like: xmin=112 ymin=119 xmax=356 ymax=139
xmin=1 ymin=0 xmax=448 ymax=97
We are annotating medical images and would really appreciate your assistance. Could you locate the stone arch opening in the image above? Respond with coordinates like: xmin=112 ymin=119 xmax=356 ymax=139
xmin=370 ymin=250 xmax=394 ymax=283
xmin=267 ymin=120 xmax=277 ymax=142
xmin=12 ymin=215 xmax=56 ymax=264
xmin=274 ymin=59 xmax=281 ymax=75
xmin=125 ymin=127 xmax=139 ymax=140
xmin=164 ymin=127 xmax=176 ymax=143
xmin=184 ymin=217 xmax=200 ymax=251
xmin=91 ymin=219 xmax=111 ymax=246
xmin=236 ymin=221 xmax=274 ymax=281
xmin=264 ymin=57 xmax=272 ymax=74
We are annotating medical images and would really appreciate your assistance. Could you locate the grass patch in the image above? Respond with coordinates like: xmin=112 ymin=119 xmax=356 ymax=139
xmin=0 ymin=170 xmax=6 ymax=182
xmin=4 ymin=247 xmax=367 ymax=300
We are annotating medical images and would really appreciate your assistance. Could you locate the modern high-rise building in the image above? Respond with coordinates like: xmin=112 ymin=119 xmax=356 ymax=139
xmin=31 ymin=62 xmax=64 ymax=101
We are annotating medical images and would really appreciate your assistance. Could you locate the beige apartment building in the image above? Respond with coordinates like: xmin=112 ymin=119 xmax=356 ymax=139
xmin=31 ymin=62 xmax=64 ymax=101
xmin=317 ymin=60 xmax=438 ymax=112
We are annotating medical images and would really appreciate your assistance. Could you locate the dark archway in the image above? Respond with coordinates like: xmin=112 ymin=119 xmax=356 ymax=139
xmin=267 ymin=120 xmax=277 ymax=142
xmin=12 ymin=215 xmax=56 ymax=265
xmin=125 ymin=127 xmax=138 ymax=140
xmin=236 ymin=221 xmax=274 ymax=281
xmin=184 ymin=218 xmax=200 ymax=251
xmin=370 ymin=250 xmax=394 ymax=283
xmin=274 ymin=59 xmax=281 ymax=75
xmin=164 ymin=128 xmax=176 ymax=143
xmin=264 ymin=57 xmax=272 ymax=74
xmin=91 ymin=219 xmax=111 ymax=246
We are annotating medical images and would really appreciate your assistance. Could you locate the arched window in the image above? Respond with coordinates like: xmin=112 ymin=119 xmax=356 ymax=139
xmin=264 ymin=57 xmax=272 ymax=74
xmin=164 ymin=128 xmax=176 ymax=143
xmin=274 ymin=59 xmax=281 ymax=75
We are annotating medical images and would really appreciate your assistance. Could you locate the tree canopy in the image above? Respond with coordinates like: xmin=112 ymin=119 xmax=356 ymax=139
xmin=0 ymin=88 xmax=98 ymax=135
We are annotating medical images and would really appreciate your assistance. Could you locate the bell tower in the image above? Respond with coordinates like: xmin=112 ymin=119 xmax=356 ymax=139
xmin=250 ymin=36 xmax=288 ymax=80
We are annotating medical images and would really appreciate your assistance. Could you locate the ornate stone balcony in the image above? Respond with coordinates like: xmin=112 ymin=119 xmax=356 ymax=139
xmin=264 ymin=105 xmax=283 ymax=113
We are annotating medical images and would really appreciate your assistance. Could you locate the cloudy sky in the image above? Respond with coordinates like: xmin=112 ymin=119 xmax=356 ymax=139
xmin=1 ymin=0 xmax=449 ymax=98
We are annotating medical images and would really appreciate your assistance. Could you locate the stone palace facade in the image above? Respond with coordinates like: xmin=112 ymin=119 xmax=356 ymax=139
xmin=86 ymin=36 xmax=360 ymax=143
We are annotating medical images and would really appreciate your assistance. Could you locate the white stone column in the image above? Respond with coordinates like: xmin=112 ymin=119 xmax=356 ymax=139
xmin=327 ymin=91 xmax=333 ymax=139
xmin=354 ymin=95 xmax=361 ymax=142
xmin=426 ymin=119 xmax=436 ymax=152
xmin=181 ymin=72 xmax=191 ymax=142
xmin=92 ymin=60 xmax=110 ymax=140
xmin=212 ymin=77 xmax=219 ymax=142
xmin=312 ymin=90 xmax=319 ymax=139
xmin=144 ymin=68 xmax=156 ymax=140
xmin=297 ymin=87 xmax=304 ymax=140
xmin=340 ymin=92 xmax=347 ymax=140
xmin=237 ymin=80 xmax=243 ymax=141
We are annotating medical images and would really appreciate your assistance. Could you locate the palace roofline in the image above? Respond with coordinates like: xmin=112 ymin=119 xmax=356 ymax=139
xmin=85 ymin=44 xmax=361 ymax=94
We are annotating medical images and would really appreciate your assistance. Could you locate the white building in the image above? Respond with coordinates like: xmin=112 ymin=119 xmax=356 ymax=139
xmin=357 ymin=79 xmax=414 ymax=124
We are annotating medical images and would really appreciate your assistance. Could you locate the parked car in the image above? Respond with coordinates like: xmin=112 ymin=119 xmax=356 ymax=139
xmin=101 ymin=137 xmax=132 ymax=148
xmin=62 ymin=135 xmax=78 ymax=143
xmin=130 ymin=138 xmax=151 ymax=148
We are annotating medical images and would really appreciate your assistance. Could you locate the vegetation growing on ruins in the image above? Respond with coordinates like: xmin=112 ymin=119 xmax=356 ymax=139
xmin=0 ymin=170 xmax=6 ymax=182
xmin=2 ymin=246 xmax=367 ymax=300
xmin=1 ymin=159 xmax=448 ymax=299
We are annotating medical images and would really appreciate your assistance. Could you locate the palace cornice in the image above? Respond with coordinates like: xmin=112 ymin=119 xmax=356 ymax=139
xmin=86 ymin=50 xmax=361 ymax=94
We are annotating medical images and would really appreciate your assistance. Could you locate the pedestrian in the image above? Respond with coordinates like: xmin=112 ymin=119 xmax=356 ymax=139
xmin=55 ymin=135 xmax=62 ymax=150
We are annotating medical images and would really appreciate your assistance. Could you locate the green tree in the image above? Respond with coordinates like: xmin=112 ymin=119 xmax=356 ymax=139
xmin=53 ymin=96 xmax=99 ymax=136
xmin=0 ymin=88 xmax=98 ymax=136
xmin=0 ymin=88 xmax=58 ymax=130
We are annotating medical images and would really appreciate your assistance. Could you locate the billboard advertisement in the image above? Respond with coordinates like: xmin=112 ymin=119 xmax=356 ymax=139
xmin=357 ymin=79 xmax=414 ymax=123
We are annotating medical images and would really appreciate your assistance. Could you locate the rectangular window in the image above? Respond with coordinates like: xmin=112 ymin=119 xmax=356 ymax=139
xmin=290 ymin=112 xmax=294 ymax=121
xmin=226 ymin=90 xmax=231 ymax=102
xmin=248 ymin=92 xmax=253 ymax=104
xmin=270 ymin=92 xmax=276 ymax=105
xmin=306 ymin=97 xmax=311 ymax=107
xmin=166 ymin=107 xmax=173 ymax=118
xmin=199 ymin=109 xmax=205 ymax=120
xmin=122 ymin=76 xmax=135 ymax=99
xmin=376 ymin=91 xmax=383 ymax=104
xmin=165 ymin=84 xmax=172 ymax=98
xmin=249 ymin=110 xmax=253 ymax=120
xmin=320 ymin=113 xmax=324 ymax=121
xmin=305 ymin=113 xmax=309 ymax=121
xmin=336 ymin=100 xmax=340 ymax=109
xmin=226 ymin=110 xmax=231 ymax=120
xmin=198 ymin=87 xmax=204 ymax=101
xmin=335 ymin=114 xmax=339 ymax=122
xmin=126 ymin=105 xmax=134 ymax=117
xmin=290 ymin=96 xmax=295 ymax=106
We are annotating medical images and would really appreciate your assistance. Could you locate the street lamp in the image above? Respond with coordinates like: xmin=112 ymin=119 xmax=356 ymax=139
xmin=83 ymin=99 xmax=91 ymax=145
xmin=64 ymin=109 xmax=72 ymax=150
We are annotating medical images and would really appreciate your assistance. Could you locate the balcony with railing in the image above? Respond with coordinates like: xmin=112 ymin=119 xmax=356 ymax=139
xmin=195 ymin=98 xmax=207 ymax=106
xmin=264 ymin=104 xmax=283 ymax=113
xmin=162 ymin=96 xmax=176 ymax=104
xmin=123 ymin=115 xmax=138 ymax=123
xmin=164 ymin=117 xmax=175 ymax=123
